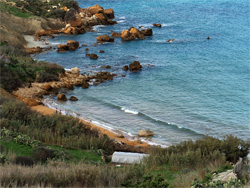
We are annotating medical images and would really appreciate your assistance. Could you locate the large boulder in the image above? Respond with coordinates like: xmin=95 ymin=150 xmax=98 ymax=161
xmin=141 ymin=28 xmax=153 ymax=36
xmin=57 ymin=44 xmax=69 ymax=52
xmin=104 ymin=8 xmax=114 ymax=19
xmin=129 ymin=27 xmax=145 ymax=39
xmin=42 ymin=83 xmax=52 ymax=91
xmin=96 ymin=35 xmax=114 ymax=43
xmin=121 ymin=30 xmax=136 ymax=41
xmin=71 ymin=67 xmax=80 ymax=75
xmin=88 ymin=4 xmax=104 ymax=15
xmin=129 ymin=61 xmax=142 ymax=71
xmin=138 ymin=130 xmax=154 ymax=137
xmin=70 ymin=14 xmax=82 ymax=27
xmin=67 ymin=40 xmax=79 ymax=51
xmin=122 ymin=65 xmax=129 ymax=71
xmin=57 ymin=94 xmax=67 ymax=101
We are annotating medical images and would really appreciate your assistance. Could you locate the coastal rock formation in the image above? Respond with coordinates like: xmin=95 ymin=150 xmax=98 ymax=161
xmin=96 ymin=35 xmax=114 ymax=43
xmin=153 ymin=23 xmax=162 ymax=27
xmin=57 ymin=41 xmax=79 ymax=52
xmin=121 ymin=27 xmax=153 ymax=41
xmin=104 ymin=8 xmax=115 ymax=19
xmin=90 ymin=54 xmax=99 ymax=59
xmin=67 ymin=40 xmax=79 ymax=51
xmin=65 ymin=84 xmax=74 ymax=90
xmin=71 ymin=67 xmax=80 ymax=75
xmin=138 ymin=130 xmax=154 ymax=137
xmin=111 ymin=32 xmax=121 ymax=38
xmin=57 ymin=44 xmax=69 ymax=52
xmin=141 ymin=28 xmax=153 ymax=36
xmin=23 ymin=98 xmax=38 ymax=106
xmin=26 ymin=47 xmax=43 ymax=54
xmin=129 ymin=61 xmax=142 ymax=71
xmin=69 ymin=96 xmax=78 ymax=101
xmin=122 ymin=65 xmax=129 ymax=71
xmin=87 ymin=4 xmax=104 ymax=15
xmin=42 ymin=83 xmax=52 ymax=91
xmin=57 ymin=94 xmax=67 ymax=101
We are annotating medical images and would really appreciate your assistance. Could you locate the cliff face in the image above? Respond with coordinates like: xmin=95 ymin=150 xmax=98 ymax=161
xmin=0 ymin=12 xmax=65 ymax=48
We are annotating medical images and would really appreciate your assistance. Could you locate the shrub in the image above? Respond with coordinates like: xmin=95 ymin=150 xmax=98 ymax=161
xmin=36 ymin=71 xmax=59 ymax=82
xmin=16 ymin=156 xmax=34 ymax=166
xmin=33 ymin=146 xmax=55 ymax=162
xmin=45 ymin=9 xmax=66 ymax=20
xmin=64 ymin=8 xmax=77 ymax=23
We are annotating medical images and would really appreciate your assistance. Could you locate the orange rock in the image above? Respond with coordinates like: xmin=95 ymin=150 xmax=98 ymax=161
xmin=104 ymin=8 xmax=114 ymax=19
xmin=88 ymin=4 xmax=104 ymax=15
xmin=57 ymin=93 xmax=67 ymax=101
xmin=42 ymin=83 xmax=52 ymax=91
xmin=96 ymin=35 xmax=114 ymax=43
xmin=67 ymin=40 xmax=79 ymax=51
xmin=57 ymin=44 xmax=69 ymax=52
xmin=23 ymin=98 xmax=38 ymax=106
xmin=70 ymin=14 xmax=82 ymax=27
xmin=94 ymin=13 xmax=107 ymax=22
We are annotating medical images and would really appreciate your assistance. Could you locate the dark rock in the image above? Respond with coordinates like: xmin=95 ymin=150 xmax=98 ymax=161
xmin=153 ymin=23 xmax=162 ymax=27
xmin=207 ymin=36 xmax=210 ymax=40
xmin=122 ymin=65 xmax=129 ymax=71
xmin=85 ymin=48 xmax=89 ymax=51
xmin=90 ymin=54 xmax=98 ymax=59
xmin=99 ymin=50 xmax=105 ymax=53
xmin=101 ymin=65 xmax=111 ymax=69
xmin=57 ymin=93 xmax=67 ymax=101
xmin=96 ymin=35 xmax=114 ymax=43
xmin=86 ymin=53 xmax=90 ymax=57
xmin=57 ymin=44 xmax=69 ymax=52
xmin=129 ymin=61 xmax=142 ymax=71
xmin=67 ymin=40 xmax=79 ymax=51
xmin=65 ymin=84 xmax=74 ymax=90
xmin=69 ymin=96 xmax=78 ymax=101
xmin=141 ymin=28 xmax=153 ymax=36
xmin=82 ymin=81 xmax=90 ymax=89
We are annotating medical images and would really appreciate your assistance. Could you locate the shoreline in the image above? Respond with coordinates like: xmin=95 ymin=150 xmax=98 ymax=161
xmin=31 ymin=104 xmax=152 ymax=153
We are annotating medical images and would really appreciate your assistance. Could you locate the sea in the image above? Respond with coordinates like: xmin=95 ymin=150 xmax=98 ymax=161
xmin=34 ymin=0 xmax=250 ymax=146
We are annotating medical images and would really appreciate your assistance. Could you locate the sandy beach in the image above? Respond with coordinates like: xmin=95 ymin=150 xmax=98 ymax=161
xmin=31 ymin=105 xmax=150 ymax=151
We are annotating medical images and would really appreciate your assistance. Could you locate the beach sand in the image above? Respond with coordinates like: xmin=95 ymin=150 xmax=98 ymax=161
xmin=23 ymin=35 xmax=50 ymax=48
xmin=31 ymin=105 xmax=150 ymax=150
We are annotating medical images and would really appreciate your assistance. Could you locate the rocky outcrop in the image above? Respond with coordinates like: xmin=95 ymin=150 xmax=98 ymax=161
xmin=67 ymin=40 xmax=79 ymax=51
xmin=121 ymin=27 xmax=153 ymax=41
xmin=70 ymin=67 xmax=80 ymax=75
xmin=138 ymin=130 xmax=154 ymax=137
xmin=57 ymin=94 xmax=67 ymax=101
xmin=23 ymin=98 xmax=38 ymax=106
xmin=153 ymin=23 xmax=162 ymax=27
xmin=90 ymin=54 xmax=98 ymax=59
xmin=129 ymin=61 xmax=142 ymax=71
xmin=57 ymin=44 xmax=69 ymax=52
xmin=141 ymin=28 xmax=153 ymax=36
xmin=57 ymin=40 xmax=79 ymax=52
xmin=42 ymin=83 xmax=52 ymax=91
xmin=69 ymin=96 xmax=78 ymax=101
xmin=122 ymin=65 xmax=129 ymax=71
xmin=104 ymin=8 xmax=115 ymax=19
xmin=96 ymin=35 xmax=114 ymax=43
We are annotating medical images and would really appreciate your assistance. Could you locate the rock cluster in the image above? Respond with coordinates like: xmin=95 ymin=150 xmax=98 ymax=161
xmin=96 ymin=35 xmax=114 ymax=43
xmin=123 ymin=61 xmax=143 ymax=72
xmin=114 ymin=27 xmax=153 ymax=41
xmin=57 ymin=40 xmax=79 ymax=52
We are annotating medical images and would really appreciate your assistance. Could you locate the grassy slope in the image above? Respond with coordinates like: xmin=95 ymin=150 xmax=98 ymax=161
xmin=0 ymin=2 xmax=32 ymax=18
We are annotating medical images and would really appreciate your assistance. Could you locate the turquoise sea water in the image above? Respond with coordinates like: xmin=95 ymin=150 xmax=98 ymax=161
xmin=35 ymin=0 xmax=250 ymax=145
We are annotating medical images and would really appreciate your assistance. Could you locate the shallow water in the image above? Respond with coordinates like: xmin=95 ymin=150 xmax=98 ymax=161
xmin=35 ymin=0 xmax=250 ymax=145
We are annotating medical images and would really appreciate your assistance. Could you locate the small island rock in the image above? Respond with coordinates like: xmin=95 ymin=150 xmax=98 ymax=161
xmin=138 ymin=130 xmax=154 ymax=137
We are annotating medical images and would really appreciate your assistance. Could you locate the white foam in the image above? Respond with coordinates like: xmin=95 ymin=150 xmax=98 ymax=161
xmin=121 ymin=107 xmax=139 ymax=115
xmin=65 ymin=68 xmax=71 ymax=71
xmin=117 ymin=20 xmax=125 ymax=23
xmin=119 ymin=16 xmax=126 ymax=20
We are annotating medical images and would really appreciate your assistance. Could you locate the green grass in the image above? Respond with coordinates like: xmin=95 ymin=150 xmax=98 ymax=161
xmin=0 ymin=140 xmax=102 ymax=163
xmin=0 ymin=140 xmax=34 ymax=156
xmin=0 ymin=2 xmax=32 ymax=18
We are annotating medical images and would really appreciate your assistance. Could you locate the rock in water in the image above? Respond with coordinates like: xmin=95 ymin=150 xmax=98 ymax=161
xmin=69 ymin=96 xmax=78 ymax=101
xmin=57 ymin=94 xmax=67 ymax=101
xmin=138 ymin=130 xmax=154 ymax=137
xmin=96 ymin=35 xmax=114 ymax=43
xmin=129 ymin=61 xmax=142 ymax=71
xmin=153 ymin=23 xmax=162 ymax=27
xmin=67 ymin=40 xmax=79 ymax=51
xmin=90 ymin=54 xmax=98 ymax=59
xmin=71 ymin=67 xmax=80 ymax=75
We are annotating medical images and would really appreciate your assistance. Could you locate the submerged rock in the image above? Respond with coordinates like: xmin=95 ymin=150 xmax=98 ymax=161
xmin=153 ymin=23 xmax=162 ymax=27
xmin=69 ymin=96 xmax=78 ymax=101
xmin=129 ymin=61 xmax=142 ymax=71
xmin=96 ymin=35 xmax=114 ymax=43
xmin=90 ymin=54 xmax=99 ymax=59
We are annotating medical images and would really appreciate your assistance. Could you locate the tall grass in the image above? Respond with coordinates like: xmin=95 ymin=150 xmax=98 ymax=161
xmin=0 ymin=161 xmax=145 ymax=187
xmin=0 ymin=97 xmax=114 ymax=154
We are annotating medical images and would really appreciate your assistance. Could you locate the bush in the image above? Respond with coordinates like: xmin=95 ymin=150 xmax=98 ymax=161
xmin=36 ymin=71 xmax=59 ymax=82
xmin=45 ymin=9 xmax=66 ymax=20
xmin=16 ymin=156 xmax=34 ymax=166
xmin=64 ymin=8 xmax=77 ymax=23
xmin=33 ymin=146 xmax=55 ymax=162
